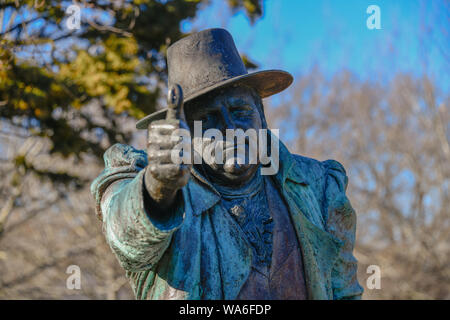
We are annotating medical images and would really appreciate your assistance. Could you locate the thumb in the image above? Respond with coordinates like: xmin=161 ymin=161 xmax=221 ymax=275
xmin=166 ymin=84 xmax=185 ymax=121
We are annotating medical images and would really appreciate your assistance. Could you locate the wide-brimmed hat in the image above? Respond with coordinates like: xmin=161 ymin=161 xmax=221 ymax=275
xmin=136 ymin=28 xmax=293 ymax=129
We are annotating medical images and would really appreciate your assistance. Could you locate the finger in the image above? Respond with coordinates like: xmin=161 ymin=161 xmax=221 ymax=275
xmin=149 ymin=143 xmax=192 ymax=164
xmin=149 ymin=121 xmax=180 ymax=135
xmin=148 ymin=133 xmax=182 ymax=149
xmin=148 ymin=149 xmax=175 ymax=164
xmin=148 ymin=163 xmax=190 ymax=181
xmin=166 ymin=84 xmax=185 ymax=121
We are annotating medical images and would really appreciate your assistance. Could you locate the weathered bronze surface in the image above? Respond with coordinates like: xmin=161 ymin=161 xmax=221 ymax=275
xmin=91 ymin=28 xmax=363 ymax=300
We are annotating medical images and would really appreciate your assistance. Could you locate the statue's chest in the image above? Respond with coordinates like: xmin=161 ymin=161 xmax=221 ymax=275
xmin=221 ymin=185 xmax=274 ymax=270
xmin=229 ymin=177 xmax=308 ymax=299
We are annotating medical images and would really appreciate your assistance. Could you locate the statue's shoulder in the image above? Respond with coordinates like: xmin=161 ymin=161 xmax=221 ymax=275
xmin=290 ymin=153 xmax=348 ymax=194
xmin=102 ymin=143 xmax=148 ymax=169
xmin=91 ymin=144 xmax=148 ymax=220
xmin=292 ymin=153 xmax=346 ymax=177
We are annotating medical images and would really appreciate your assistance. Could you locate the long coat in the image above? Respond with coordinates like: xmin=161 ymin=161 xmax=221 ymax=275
xmin=91 ymin=140 xmax=363 ymax=300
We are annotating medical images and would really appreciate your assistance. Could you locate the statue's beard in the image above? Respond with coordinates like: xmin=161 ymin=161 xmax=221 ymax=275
xmin=194 ymin=138 xmax=259 ymax=184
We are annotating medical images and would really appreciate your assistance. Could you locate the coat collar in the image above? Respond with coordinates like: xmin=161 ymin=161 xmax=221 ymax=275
xmin=273 ymin=137 xmax=309 ymax=186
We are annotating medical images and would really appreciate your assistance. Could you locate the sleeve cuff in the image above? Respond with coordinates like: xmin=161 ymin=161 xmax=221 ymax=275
xmin=134 ymin=169 xmax=185 ymax=233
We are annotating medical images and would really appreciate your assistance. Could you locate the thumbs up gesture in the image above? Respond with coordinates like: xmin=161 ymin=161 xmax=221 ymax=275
xmin=144 ymin=84 xmax=191 ymax=210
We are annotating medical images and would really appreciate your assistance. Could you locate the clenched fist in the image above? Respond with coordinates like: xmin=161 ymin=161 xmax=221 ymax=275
xmin=144 ymin=84 xmax=191 ymax=210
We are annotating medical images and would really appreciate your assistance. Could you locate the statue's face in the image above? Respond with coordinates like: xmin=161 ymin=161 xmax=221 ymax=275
xmin=185 ymin=86 xmax=264 ymax=185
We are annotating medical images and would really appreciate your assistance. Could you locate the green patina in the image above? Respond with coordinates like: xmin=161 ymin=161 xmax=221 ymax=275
xmin=91 ymin=139 xmax=363 ymax=300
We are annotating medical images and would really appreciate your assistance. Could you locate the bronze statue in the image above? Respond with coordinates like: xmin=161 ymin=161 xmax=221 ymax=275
xmin=91 ymin=28 xmax=363 ymax=300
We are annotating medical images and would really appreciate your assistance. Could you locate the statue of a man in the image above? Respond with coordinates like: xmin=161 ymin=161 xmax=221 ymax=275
xmin=91 ymin=28 xmax=363 ymax=300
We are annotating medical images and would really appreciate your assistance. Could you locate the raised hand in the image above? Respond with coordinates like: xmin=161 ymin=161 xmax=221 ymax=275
xmin=144 ymin=84 xmax=191 ymax=210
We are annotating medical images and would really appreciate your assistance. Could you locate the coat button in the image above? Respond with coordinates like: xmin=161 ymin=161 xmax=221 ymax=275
xmin=230 ymin=205 xmax=244 ymax=218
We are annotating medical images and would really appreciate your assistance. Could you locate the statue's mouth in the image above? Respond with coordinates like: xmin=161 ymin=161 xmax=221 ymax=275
xmin=217 ymin=143 xmax=255 ymax=175
xmin=191 ymin=136 xmax=260 ymax=180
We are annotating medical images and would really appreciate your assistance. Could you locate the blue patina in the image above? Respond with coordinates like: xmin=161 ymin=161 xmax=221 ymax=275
xmin=91 ymin=139 xmax=363 ymax=300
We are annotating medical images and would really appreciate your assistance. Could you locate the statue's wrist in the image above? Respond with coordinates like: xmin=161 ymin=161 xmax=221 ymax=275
xmin=144 ymin=167 xmax=178 ymax=210
xmin=143 ymin=169 xmax=184 ymax=230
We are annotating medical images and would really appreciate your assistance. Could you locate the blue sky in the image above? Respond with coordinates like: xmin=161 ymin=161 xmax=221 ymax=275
xmin=182 ymin=0 xmax=449 ymax=88
xmin=3 ymin=0 xmax=447 ymax=88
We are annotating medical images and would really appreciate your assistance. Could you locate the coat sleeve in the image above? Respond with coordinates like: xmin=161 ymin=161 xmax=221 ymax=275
xmin=90 ymin=143 xmax=184 ymax=272
xmin=322 ymin=159 xmax=364 ymax=300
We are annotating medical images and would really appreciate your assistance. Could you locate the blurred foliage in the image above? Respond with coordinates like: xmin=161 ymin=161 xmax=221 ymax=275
xmin=0 ymin=0 xmax=263 ymax=299
xmin=0 ymin=0 xmax=262 ymax=178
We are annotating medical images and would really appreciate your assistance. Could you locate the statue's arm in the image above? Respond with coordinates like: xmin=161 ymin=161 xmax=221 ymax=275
xmin=322 ymin=160 xmax=364 ymax=300
xmin=91 ymin=143 xmax=184 ymax=272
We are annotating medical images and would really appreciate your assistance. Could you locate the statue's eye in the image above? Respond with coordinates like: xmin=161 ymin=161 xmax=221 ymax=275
xmin=231 ymin=106 xmax=252 ymax=118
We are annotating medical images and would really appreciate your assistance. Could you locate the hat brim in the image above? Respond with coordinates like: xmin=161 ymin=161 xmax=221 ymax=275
xmin=136 ymin=69 xmax=293 ymax=129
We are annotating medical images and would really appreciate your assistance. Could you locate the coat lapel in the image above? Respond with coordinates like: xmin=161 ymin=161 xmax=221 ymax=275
xmin=282 ymin=181 xmax=342 ymax=299
xmin=274 ymin=141 xmax=342 ymax=299
xmin=185 ymin=167 xmax=252 ymax=299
